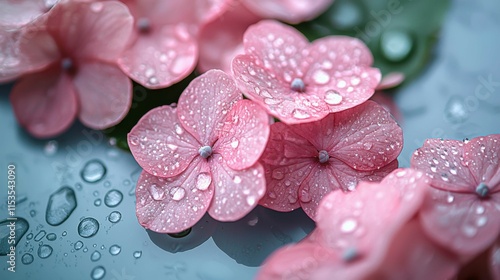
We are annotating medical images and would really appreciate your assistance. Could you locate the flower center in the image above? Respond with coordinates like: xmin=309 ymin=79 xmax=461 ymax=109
xmin=291 ymin=78 xmax=305 ymax=92
xmin=199 ymin=145 xmax=212 ymax=159
xmin=136 ymin=17 xmax=151 ymax=33
xmin=61 ymin=57 xmax=76 ymax=74
xmin=342 ymin=247 xmax=358 ymax=262
xmin=475 ymin=182 xmax=490 ymax=198
xmin=318 ymin=150 xmax=330 ymax=163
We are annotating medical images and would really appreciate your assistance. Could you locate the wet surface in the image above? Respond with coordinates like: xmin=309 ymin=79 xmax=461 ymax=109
xmin=1 ymin=0 xmax=500 ymax=279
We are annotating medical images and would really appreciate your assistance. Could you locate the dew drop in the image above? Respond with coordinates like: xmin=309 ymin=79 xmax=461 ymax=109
xmin=230 ymin=139 xmax=239 ymax=148
xmin=477 ymin=216 xmax=487 ymax=227
xmin=233 ymin=175 xmax=242 ymax=184
xmin=430 ymin=165 xmax=437 ymax=173
xmin=312 ymin=69 xmax=330 ymax=85
xmin=21 ymin=253 xmax=34 ymax=264
xmin=292 ymin=109 xmax=311 ymax=119
xmin=91 ymin=266 xmax=106 ymax=280
xmin=246 ymin=196 xmax=256 ymax=205
xmin=133 ymin=251 xmax=142 ymax=259
xmin=26 ymin=233 xmax=33 ymax=240
xmin=195 ymin=173 xmax=212 ymax=191
xmin=170 ymin=187 xmax=186 ymax=201
xmin=462 ymin=225 xmax=477 ymax=237
xmin=363 ymin=142 xmax=372 ymax=150
xmin=288 ymin=194 xmax=298 ymax=204
xmin=174 ymin=124 xmax=184 ymax=135
xmin=46 ymin=186 xmax=77 ymax=226
xmin=90 ymin=251 xmax=101 ymax=262
xmin=300 ymin=189 xmax=312 ymax=203
xmin=81 ymin=160 xmax=107 ymax=183
xmin=44 ymin=140 xmax=58 ymax=155
xmin=340 ymin=219 xmax=357 ymax=233
xmin=37 ymin=244 xmax=53 ymax=259
xmin=450 ymin=167 xmax=458 ymax=175
xmin=268 ymin=191 xmax=277 ymax=199
xmin=109 ymin=245 xmax=121 ymax=256
xmin=34 ymin=230 xmax=46 ymax=242
xmin=108 ymin=211 xmax=122 ymax=223
xmin=149 ymin=184 xmax=166 ymax=201
xmin=0 ymin=218 xmax=29 ymax=255
xmin=94 ymin=199 xmax=102 ymax=207
xmin=272 ymin=169 xmax=285 ymax=180
xmin=46 ymin=233 xmax=57 ymax=241
xmin=78 ymin=217 xmax=100 ymax=238
xmin=441 ymin=173 xmax=449 ymax=182
xmin=74 ymin=240 xmax=84 ymax=250
xmin=446 ymin=194 xmax=454 ymax=203
xmin=324 ymin=90 xmax=343 ymax=105
xmin=104 ymin=189 xmax=123 ymax=208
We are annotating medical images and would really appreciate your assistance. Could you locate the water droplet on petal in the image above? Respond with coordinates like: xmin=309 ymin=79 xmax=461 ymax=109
xmin=175 ymin=124 xmax=184 ymax=135
xmin=149 ymin=184 xmax=165 ymax=201
xmin=300 ymin=189 xmax=312 ymax=203
xmin=230 ymin=139 xmax=239 ymax=148
xmin=340 ymin=218 xmax=357 ymax=233
xmin=476 ymin=216 xmax=487 ymax=227
xmin=246 ymin=196 xmax=256 ymax=205
xmin=324 ymin=90 xmax=343 ymax=105
xmin=447 ymin=194 xmax=454 ymax=203
xmin=363 ymin=142 xmax=372 ymax=150
xmin=170 ymin=187 xmax=186 ymax=201
xmin=312 ymin=69 xmax=330 ymax=85
xmin=195 ymin=173 xmax=211 ymax=191
xmin=462 ymin=225 xmax=477 ymax=237
xmin=233 ymin=175 xmax=242 ymax=184
xmin=272 ymin=170 xmax=285 ymax=180
xmin=292 ymin=109 xmax=311 ymax=119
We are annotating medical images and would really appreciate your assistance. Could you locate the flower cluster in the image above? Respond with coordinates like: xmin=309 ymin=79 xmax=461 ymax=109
xmin=2 ymin=0 xmax=499 ymax=278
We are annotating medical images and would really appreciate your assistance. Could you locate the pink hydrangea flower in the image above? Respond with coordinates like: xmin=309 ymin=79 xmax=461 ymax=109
xmin=0 ymin=0 xmax=58 ymax=29
xmin=232 ymin=20 xmax=381 ymax=124
xmin=7 ymin=0 xmax=133 ymax=138
xmin=128 ymin=70 xmax=270 ymax=233
xmin=259 ymin=100 xmax=402 ymax=219
xmin=117 ymin=0 xmax=229 ymax=89
xmin=411 ymin=135 xmax=500 ymax=258
xmin=256 ymin=169 xmax=457 ymax=279
xmin=197 ymin=0 xmax=334 ymax=73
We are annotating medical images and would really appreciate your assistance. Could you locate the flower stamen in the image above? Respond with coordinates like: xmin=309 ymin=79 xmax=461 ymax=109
xmin=475 ymin=182 xmax=490 ymax=198
xmin=199 ymin=145 xmax=212 ymax=159
xmin=318 ymin=150 xmax=330 ymax=164
xmin=291 ymin=78 xmax=305 ymax=92
xmin=136 ymin=17 xmax=151 ymax=33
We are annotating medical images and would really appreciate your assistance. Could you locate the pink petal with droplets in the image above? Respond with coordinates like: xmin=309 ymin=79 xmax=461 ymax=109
xmin=463 ymin=135 xmax=500 ymax=188
xmin=490 ymin=237 xmax=500 ymax=279
xmin=0 ymin=0 xmax=53 ymax=29
xmin=313 ymin=169 xmax=427 ymax=278
xmin=48 ymin=1 xmax=133 ymax=62
xmin=10 ymin=66 xmax=77 ymax=138
xmin=419 ymin=187 xmax=500 ymax=258
xmin=372 ymin=219 xmax=459 ymax=280
xmin=256 ymin=242 xmax=338 ymax=280
xmin=370 ymin=91 xmax=403 ymax=124
xmin=232 ymin=54 xmax=330 ymax=124
xmin=328 ymin=101 xmax=403 ymax=171
xmin=177 ymin=69 xmax=241 ymax=146
xmin=216 ymin=100 xmax=270 ymax=170
xmin=411 ymin=139 xmax=476 ymax=192
xmin=135 ymin=158 xmax=214 ymax=233
xmin=73 ymin=61 xmax=132 ymax=130
xmin=118 ymin=28 xmax=197 ymax=89
xmin=128 ymin=105 xmax=199 ymax=178
xmin=376 ymin=72 xmax=405 ymax=90
xmin=197 ymin=2 xmax=261 ymax=73
xmin=207 ymin=154 xmax=265 ymax=221
xmin=242 ymin=0 xmax=333 ymax=24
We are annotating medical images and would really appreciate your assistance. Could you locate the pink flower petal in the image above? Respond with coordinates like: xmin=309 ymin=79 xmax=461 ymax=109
xmin=118 ymin=28 xmax=197 ymax=88
xmin=256 ymin=242 xmax=338 ymax=280
xmin=463 ymin=135 xmax=500 ymax=188
xmin=10 ymin=66 xmax=77 ymax=138
xmin=313 ymin=168 xmax=428 ymax=278
xmin=135 ymin=158 xmax=214 ymax=233
xmin=328 ymin=100 xmax=403 ymax=171
xmin=207 ymin=154 xmax=265 ymax=221
xmin=197 ymin=2 xmax=261 ymax=73
xmin=242 ymin=0 xmax=333 ymax=24
xmin=128 ymin=105 xmax=199 ymax=178
xmin=0 ymin=0 xmax=54 ymax=29
xmin=373 ymin=219 xmax=459 ymax=280
xmin=177 ymin=69 xmax=241 ymax=146
xmin=73 ymin=61 xmax=132 ymax=130
xmin=419 ymin=187 xmax=500 ymax=258
xmin=216 ymin=100 xmax=270 ymax=170
xmin=370 ymin=91 xmax=403 ymax=124
xmin=490 ymin=237 xmax=500 ymax=279
xmin=47 ymin=1 xmax=133 ymax=62
xmin=411 ymin=139 xmax=476 ymax=192
xmin=376 ymin=72 xmax=405 ymax=90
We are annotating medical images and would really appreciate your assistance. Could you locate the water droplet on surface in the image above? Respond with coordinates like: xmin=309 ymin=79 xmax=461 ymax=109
xmin=91 ymin=266 xmax=106 ymax=280
xmin=233 ymin=176 xmax=242 ymax=184
xmin=450 ymin=167 xmax=458 ymax=175
xmin=246 ymin=196 xmax=256 ymax=205
xmin=26 ymin=233 xmax=33 ymax=240
xmin=104 ymin=189 xmax=123 ymax=208
xmin=292 ymin=109 xmax=311 ymax=119
xmin=149 ymin=184 xmax=166 ymax=201
xmin=363 ymin=143 xmax=372 ymax=150
xmin=462 ymin=225 xmax=477 ymax=237
xmin=37 ymin=244 xmax=53 ymax=259
xmin=133 ymin=251 xmax=142 ymax=259
xmin=170 ymin=187 xmax=186 ymax=201
xmin=78 ymin=217 xmax=100 ymax=238
xmin=268 ymin=191 xmax=277 ymax=199
xmin=109 ymin=245 xmax=121 ymax=256
xmin=62 ymin=231 xmax=67 ymax=236
xmin=300 ymin=189 xmax=312 ymax=203
xmin=74 ymin=241 xmax=84 ymax=250
xmin=312 ymin=69 xmax=330 ymax=85
xmin=230 ymin=139 xmax=239 ymax=148
xmin=45 ymin=186 xmax=77 ymax=226
xmin=441 ymin=173 xmax=449 ymax=182
xmin=46 ymin=233 xmax=56 ymax=241
xmin=340 ymin=219 xmax=357 ymax=233
xmin=90 ymin=251 xmax=101 ymax=262
xmin=108 ymin=211 xmax=122 ymax=223
xmin=44 ymin=140 xmax=58 ymax=155
xmin=21 ymin=253 xmax=34 ymax=264
xmin=446 ymin=194 xmax=454 ymax=203
xmin=81 ymin=160 xmax=106 ymax=183
xmin=174 ymin=124 xmax=184 ymax=135
xmin=196 ymin=173 xmax=212 ymax=191
xmin=324 ymin=90 xmax=343 ymax=105
xmin=444 ymin=96 xmax=468 ymax=124
xmin=93 ymin=198 xmax=102 ymax=207
xmin=34 ymin=230 xmax=46 ymax=242
xmin=0 ymin=218 xmax=29 ymax=255
xmin=272 ymin=170 xmax=285 ymax=180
